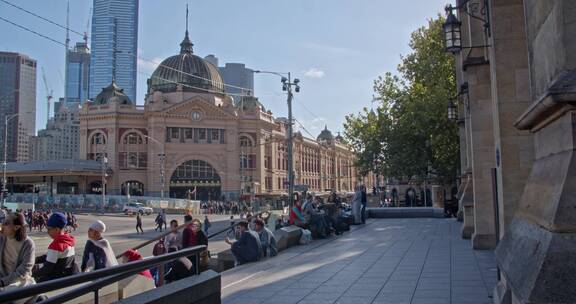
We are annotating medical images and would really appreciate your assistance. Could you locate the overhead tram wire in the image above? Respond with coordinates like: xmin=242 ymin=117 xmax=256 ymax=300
xmin=0 ymin=0 xmax=86 ymax=39
xmin=0 ymin=16 xmax=67 ymax=47
xmin=1 ymin=15 xmax=257 ymax=97
xmin=0 ymin=2 xmax=255 ymax=94
xmin=294 ymin=119 xmax=317 ymax=139
xmin=2 ymin=14 xmax=331 ymax=141
xmin=2 ymin=11 xmax=314 ymax=109
xmin=0 ymin=14 xmax=252 ymax=98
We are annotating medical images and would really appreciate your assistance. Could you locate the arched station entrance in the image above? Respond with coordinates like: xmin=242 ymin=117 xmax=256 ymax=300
xmin=169 ymin=160 xmax=222 ymax=201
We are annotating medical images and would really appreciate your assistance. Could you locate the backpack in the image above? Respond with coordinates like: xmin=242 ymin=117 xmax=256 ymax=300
xmin=153 ymin=239 xmax=166 ymax=256
xmin=299 ymin=229 xmax=312 ymax=245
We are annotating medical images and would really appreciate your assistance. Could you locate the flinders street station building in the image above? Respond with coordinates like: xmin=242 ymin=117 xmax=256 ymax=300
xmin=73 ymin=31 xmax=364 ymax=201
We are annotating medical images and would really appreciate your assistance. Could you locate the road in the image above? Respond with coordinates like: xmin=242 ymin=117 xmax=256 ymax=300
xmin=28 ymin=213 xmax=235 ymax=260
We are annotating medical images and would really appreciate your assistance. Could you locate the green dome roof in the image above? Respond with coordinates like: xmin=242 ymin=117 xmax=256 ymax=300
xmin=148 ymin=31 xmax=225 ymax=94
xmin=93 ymin=81 xmax=132 ymax=105
xmin=317 ymin=125 xmax=334 ymax=141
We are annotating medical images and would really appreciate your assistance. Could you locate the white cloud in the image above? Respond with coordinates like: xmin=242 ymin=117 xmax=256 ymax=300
xmin=303 ymin=68 xmax=326 ymax=79
xmin=137 ymin=57 xmax=163 ymax=73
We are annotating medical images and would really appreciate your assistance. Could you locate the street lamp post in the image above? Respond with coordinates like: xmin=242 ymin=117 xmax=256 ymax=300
xmin=2 ymin=113 xmax=21 ymax=207
xmin=254 ymin=70 xmax=300 ymax=207
xmin=101 ymin=154 xmax=108 ymax=211
xmin=142 ymin=135 xmax=166 ymax=199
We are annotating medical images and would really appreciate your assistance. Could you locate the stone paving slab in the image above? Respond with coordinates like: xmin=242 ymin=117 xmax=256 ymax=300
xmin=221 ymin=218 xmax=497 ymax=304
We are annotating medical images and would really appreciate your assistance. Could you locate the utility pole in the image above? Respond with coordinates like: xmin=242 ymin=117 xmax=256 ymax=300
xmin=286 ymin=73 xmax=295 ymax=208
xmin=159 ymin=153 xmax=166 ymax=198
xmin=2 ymin=113 xmax=19 ymax=208
xmin=254 ymin=71 xmax=300 ymax=207
xmin=282 ymin=73 xmax=300 ymax=208
xmin=141 ymin=135 xmax=165 ymax=199
xmin=101 ymin=151 xmax=108 ymax=211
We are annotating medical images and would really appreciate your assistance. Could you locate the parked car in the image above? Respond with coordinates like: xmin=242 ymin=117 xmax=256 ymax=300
xmin=123 ymin=202 xmax=153 ymax=215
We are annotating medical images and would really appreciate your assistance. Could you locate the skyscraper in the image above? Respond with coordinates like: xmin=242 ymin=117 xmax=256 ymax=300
xmin=65 ymin=42 xmax=91 ymax=104
xmin=0 ymin=52 xmax=37 ymax=162
xmin=218 ymin=62 xmax=254 ymax=103
xmin=89 ymin=0 xmax=138 ymax=102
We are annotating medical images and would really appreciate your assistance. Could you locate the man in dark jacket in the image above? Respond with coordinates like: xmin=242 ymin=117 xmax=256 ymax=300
xmin=164 ymin=247 xmax=193 ymax=283
xmin=33 ymin=212 xmax=78 ymax=282
xmin=225 ymin=221 xmax=260 ymax=265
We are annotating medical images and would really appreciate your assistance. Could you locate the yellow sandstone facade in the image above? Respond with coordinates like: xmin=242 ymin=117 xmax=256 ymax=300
xmin=79 ymin=31 xmax=364 ymax=201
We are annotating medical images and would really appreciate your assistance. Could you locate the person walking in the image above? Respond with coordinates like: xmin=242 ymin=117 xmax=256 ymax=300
xmin=154 ymin=213 xmax=164 ymax=232
xmin=161 ymin=210 xmax=167 ymax=231
xmin=136 ymin=213 xmax=144 ymax=234
xmin=203 ymin=215 xmax=211 ymax=235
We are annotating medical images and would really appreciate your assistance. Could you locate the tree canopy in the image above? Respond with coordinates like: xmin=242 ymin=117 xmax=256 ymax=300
xmin=344 ymin=16 xmax=459 ymax=184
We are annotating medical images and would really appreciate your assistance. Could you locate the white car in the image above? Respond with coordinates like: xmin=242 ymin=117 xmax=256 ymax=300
xmin=123 ymin=202 xmax=153 ymax=215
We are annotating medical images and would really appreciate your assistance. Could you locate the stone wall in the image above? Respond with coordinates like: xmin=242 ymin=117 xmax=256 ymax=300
xmin=491 ymin=0 xmax=576 ymax=303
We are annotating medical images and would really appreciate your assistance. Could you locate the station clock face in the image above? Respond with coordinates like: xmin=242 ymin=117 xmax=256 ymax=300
xmin=191 ymin=111 xmax=202 ymax=121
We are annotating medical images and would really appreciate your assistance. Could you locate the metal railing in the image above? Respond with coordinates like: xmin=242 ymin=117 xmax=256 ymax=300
xmin=1 ymin=214 xmax=269 ymax=304
xmin=0 ymin=245 xmax=206 ymax=304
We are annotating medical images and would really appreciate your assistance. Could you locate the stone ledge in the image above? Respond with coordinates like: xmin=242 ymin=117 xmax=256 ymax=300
xmin=515 ymin=69 xmax=576 ymax=132
xmin=118 ymin=270 xmax=221 ymax=304
xmin=216 ymin=226 xmax=303 ymax=272
xmin=367 ymin=207 xmax=445 ymax=218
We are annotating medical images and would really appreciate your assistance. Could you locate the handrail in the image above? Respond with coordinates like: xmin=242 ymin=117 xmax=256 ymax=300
xmin=0 ymin=245 xmax=206 ymax=304
xmin=207 ymin=221 xmax=239 ymax=239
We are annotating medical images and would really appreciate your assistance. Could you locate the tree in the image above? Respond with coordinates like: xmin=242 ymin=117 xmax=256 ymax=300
xmin=344 ymin=16 xmax=459 ymax=184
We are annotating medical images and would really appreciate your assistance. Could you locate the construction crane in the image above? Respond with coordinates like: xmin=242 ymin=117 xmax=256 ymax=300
xmin=84 ymin=6 xmax=92 ymax=45
xmin=41 ymin=67 xmax=53 ymax=122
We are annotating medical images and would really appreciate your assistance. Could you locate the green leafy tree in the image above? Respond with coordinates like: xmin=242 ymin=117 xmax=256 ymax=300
xmin=344 ymin=16 xmax=459 ymax=184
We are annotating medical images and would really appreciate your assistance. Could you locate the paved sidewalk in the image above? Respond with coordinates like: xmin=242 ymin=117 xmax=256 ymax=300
xmin=221 ymin=218 xmax=497 ymax=304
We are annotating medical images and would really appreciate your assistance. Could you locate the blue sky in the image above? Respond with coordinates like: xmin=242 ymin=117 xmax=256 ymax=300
xmin=0 ymin=0 xmax=452 ymax=136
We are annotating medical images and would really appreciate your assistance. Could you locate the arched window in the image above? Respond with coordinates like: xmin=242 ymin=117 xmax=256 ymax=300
xmin=123 ymin=132 xmax=144 ymax=144
xmin=119 ymin=131 xmax=147 ymax=169
xmin=91 ymin=132 xmax=106 ymax=145
xmin=172 ymin=160 xmax=220 ymax=181
xmin=239 ymin=136 xmax=253 ymax=147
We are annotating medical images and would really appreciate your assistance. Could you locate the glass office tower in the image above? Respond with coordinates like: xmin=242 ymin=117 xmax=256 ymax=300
xmin=89 ymin=0 xmax=139 ymax=102
xmin=66 ymin=42 xmax=91 ymax=104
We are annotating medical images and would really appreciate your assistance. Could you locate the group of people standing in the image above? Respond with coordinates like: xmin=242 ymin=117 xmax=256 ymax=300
xmin=200 ymin=201 xmax=248 ymax=216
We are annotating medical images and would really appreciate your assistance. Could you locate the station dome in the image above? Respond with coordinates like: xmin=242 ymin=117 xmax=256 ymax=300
xmin=317 ymin=125 xmax=335 ymax=142
xmin=148 ymin=31 xmax=225 ymax=94
xmin=93 ymin=81 xmax=133 ymax=105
